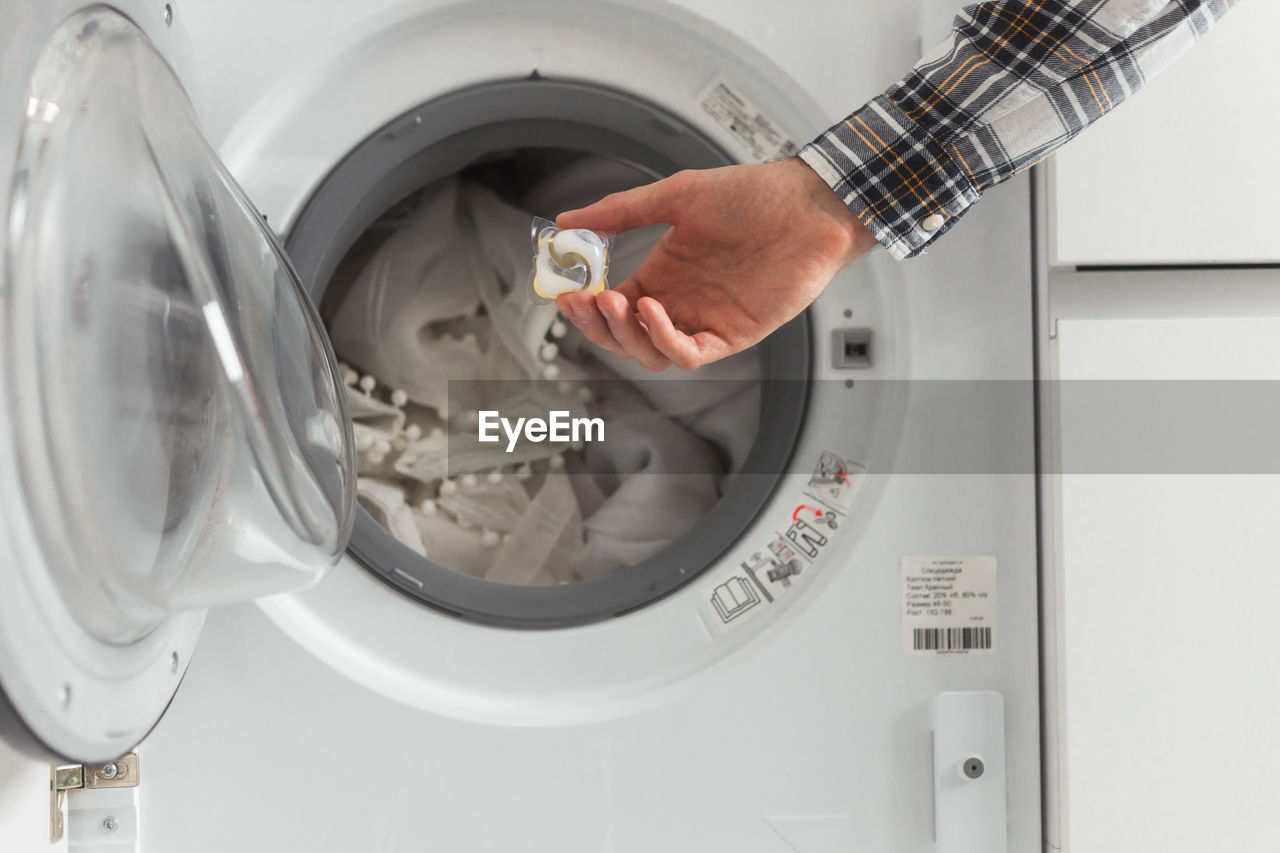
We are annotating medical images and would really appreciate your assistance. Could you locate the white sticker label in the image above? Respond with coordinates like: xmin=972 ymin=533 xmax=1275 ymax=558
xmin=698 ymin=77 xmax=800 ymax=162
xmin=901 ymin=556 xmax=997 ymax=655
xmin=700 ymin=451 xmax=861 ymax=633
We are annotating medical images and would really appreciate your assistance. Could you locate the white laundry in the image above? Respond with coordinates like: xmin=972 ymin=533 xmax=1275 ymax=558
xmin=328 ymin=157 xmax=761 ymax=584
xmin=329 ymin=181 xmax=487 ymax=414
xmin=356 ymin=477 xmax=426 ymax=557
xmin=484 ymin=472 xmax=582 ymax=586
xmin=437 ymin=476 xmax=530 ymax=534
xmin=572 ymin=403 xmax=724 ymax=580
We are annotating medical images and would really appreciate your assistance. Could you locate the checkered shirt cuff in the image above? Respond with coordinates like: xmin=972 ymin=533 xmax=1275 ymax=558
xmin=799 ymin=96 xmax=982 ymax=260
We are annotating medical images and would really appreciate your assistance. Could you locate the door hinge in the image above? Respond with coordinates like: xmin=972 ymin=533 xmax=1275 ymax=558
xmin=50 ymin=753 xmax=140 ymax=844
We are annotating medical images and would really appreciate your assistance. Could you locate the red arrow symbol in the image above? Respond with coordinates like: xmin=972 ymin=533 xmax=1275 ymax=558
xmin=792 ymin=505 xmax=824 ymax=522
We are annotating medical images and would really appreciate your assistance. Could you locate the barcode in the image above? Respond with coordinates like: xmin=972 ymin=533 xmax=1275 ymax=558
xmin=913 ymin=627 xmax=992 ymax=651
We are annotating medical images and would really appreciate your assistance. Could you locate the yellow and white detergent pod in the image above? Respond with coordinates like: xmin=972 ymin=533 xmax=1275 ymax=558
xmin=529 ymin=217 xmax=613 ymax=303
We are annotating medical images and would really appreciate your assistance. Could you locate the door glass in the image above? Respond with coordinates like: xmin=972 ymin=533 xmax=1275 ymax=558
xmin=4 ymin=9 xmax=356 ymax=644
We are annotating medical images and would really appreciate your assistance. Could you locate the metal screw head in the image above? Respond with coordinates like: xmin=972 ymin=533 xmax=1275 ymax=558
xmin=962 ymin=756 xmax=985 ymax=780
xmin=102 ymin=817 xmax=119 ymax=832
xmin=99 ymin=762 xmax=118 ymax=780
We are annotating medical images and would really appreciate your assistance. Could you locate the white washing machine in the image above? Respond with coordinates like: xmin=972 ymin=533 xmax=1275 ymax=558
xmin=0 ymin=1 xmax=1040 ymax=850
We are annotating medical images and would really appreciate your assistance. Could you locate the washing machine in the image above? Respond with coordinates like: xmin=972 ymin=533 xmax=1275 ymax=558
xmin=0 ymin=1 xmax=1041 ymax=850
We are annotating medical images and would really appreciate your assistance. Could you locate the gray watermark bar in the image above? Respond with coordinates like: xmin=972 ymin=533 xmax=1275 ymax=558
xmin=433 ymin=380 xmax=1280 ymax=475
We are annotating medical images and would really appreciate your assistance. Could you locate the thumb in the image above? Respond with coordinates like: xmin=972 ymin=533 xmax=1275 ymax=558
xmin=556 ymin=172 xmax=690 ymax=233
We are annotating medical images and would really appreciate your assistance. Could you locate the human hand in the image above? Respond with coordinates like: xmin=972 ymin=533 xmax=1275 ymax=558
xmin=554 ymin=157 xmax=879 ymax=371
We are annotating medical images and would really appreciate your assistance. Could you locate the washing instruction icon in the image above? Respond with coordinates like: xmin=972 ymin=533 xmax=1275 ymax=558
xmin=792 ymin=504 xmax=838 ymax=530
xmin=742 ymin=542 xmax=806 ymax=598
xmin=766 ymin=559 xmax=803 ymax=587
xmin=710 ymin=576 xmax=761 ymax=623
xmin=808 ymin=451 xmax=863 ymax=510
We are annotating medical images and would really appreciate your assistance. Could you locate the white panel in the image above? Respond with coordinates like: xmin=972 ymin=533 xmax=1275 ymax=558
xmin=1055 ymin=316 xmax=1280 ymax=853
xmin=931 ymin=691 xmax=1007 ymax=853
xmin=0 ymin=740 xmax=67 ymax=853
xmin=1050 ymin=2 xmax=1280 ymax=264
xmin=68 ymin=787 xmax=139 ymax=853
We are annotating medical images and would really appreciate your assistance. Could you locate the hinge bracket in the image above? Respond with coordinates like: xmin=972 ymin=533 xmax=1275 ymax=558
xmin=50 ymin=753 xmax=140 ymax=844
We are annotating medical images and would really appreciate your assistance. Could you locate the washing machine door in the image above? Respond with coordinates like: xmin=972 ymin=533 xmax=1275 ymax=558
xmin=0 ymin=6 xmax=357 ymax=761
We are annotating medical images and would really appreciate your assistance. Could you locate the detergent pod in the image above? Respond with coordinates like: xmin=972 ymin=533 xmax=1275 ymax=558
xmin=528 ymin=216 xmax=613 ymax=304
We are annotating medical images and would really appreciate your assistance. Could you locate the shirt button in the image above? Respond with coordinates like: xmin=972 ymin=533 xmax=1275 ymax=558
xmin=922 ymin=213 xmax=945 ymax=232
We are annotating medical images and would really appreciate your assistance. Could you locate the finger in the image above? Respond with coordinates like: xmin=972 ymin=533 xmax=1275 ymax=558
xmin=558 ymin=292 xmax=632 ymax=360
xmin=561 ymin=292 xmax=631 ymax=359
xmin=556 ymin=172 xmax=692 ymax=233
xmin=636 ymin=297 xmax=731 ymax=371
xmin=597 ymin=291 xmax=672 ymax=372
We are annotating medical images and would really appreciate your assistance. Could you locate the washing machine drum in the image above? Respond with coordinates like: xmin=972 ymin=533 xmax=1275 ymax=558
xmin=284 ymin=82 xmax=810 ymax=629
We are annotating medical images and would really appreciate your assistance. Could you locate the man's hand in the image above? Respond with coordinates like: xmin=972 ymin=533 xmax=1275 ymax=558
xmin=554 ymin=157 xmax=879 ymax=371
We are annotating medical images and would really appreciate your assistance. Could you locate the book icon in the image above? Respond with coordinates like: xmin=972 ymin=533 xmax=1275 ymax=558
xmin=710 ymin=576 xmax=761 ymax=623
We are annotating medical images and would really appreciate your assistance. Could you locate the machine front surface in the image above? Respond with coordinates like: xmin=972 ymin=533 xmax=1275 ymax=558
xmin=137 ymin=1 xmax=1042 ymax=850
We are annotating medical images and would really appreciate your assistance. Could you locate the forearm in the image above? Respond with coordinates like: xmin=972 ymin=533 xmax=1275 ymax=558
xmin=800 ymin=0 xmax=1233 ymax=260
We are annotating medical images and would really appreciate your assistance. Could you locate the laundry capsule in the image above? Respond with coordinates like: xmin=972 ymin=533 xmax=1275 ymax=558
xmin=528 ymin=216 xmax=613 ymax=303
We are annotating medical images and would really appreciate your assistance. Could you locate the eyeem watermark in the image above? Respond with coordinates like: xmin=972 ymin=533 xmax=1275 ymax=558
xmin=477 ymin=410 xmax=605 ymax=453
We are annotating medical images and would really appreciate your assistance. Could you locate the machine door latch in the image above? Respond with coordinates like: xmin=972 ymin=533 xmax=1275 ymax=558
xmin=931 ymin=693 xmax=1007 ymax=853
xmin=51 ymin=753 xmax=140 ymax=843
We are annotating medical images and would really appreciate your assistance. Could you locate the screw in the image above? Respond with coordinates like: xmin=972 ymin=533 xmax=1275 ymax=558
xmin=99 ymin=762 xmax=118 ymax=780
xmin=962 ymin=756 xmax=985 ymax=780
xmin=103 ymin=816 xmax=119 ymax=832
xmin=163 ymin=4 xmax=173 ymax=26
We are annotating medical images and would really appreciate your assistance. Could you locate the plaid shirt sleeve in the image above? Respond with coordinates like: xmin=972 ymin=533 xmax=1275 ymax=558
xmin=799 ymin=0 xmax=1234 ymax=260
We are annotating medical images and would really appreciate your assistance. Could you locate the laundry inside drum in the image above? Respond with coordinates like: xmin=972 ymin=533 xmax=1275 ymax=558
xmin=320 ymin=150 xmax=762 ymax=587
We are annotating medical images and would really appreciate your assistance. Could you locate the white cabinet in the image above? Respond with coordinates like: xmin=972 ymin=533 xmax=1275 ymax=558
xmin=1050 ymin=2 xmax=1280 ymax=265
xmin=1042 ymin=266 xmax=1280 ymax=852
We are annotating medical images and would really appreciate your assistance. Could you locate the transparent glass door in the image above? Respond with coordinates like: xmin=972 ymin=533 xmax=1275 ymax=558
xmin=4 ymin=8 xmax=356 ymax=644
